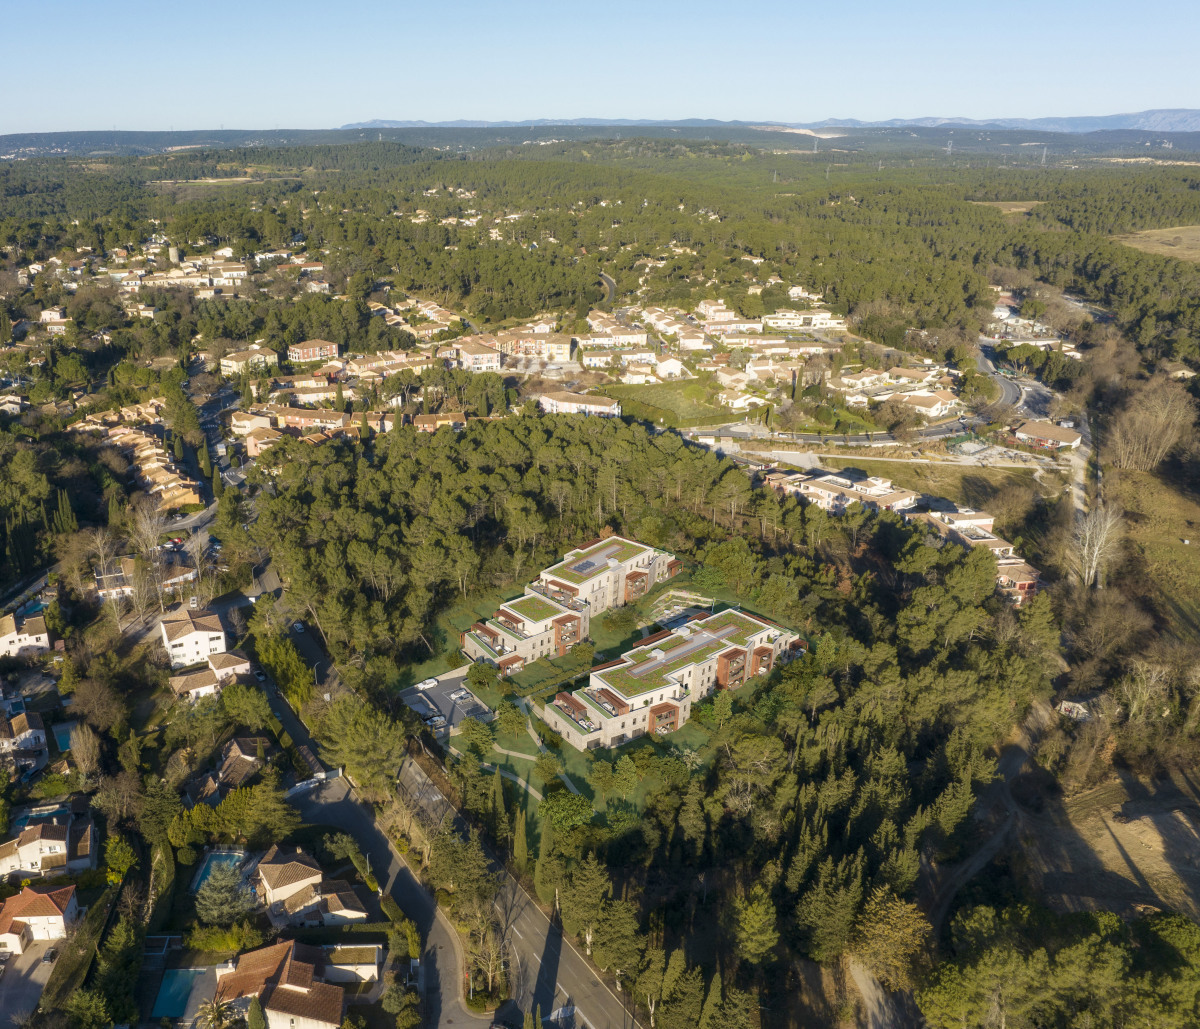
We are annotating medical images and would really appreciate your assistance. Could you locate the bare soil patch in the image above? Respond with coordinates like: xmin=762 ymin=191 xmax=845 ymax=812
xmin=970 ymin=200 xmax=1044 ymax=215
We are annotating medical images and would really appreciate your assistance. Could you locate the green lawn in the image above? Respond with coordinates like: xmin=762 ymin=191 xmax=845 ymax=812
xmin=604 ymin=379 xmax=728 ymax=424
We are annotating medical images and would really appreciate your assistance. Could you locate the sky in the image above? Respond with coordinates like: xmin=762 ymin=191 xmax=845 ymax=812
xmin=3 ymin=0 xmax=1199 ymax=133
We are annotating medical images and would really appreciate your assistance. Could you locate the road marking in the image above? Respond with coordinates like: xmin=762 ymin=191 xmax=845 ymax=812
xmin=513 ymin=927 xmax=524 ymax=940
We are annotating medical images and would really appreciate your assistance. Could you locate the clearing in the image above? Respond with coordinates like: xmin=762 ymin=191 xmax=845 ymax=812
xmin=970 ymin=200 xmax=1044 ymax=216
xmin=603 ymin=380 xmax=729 ymax=425
xmin=1106 ymin=466 xmax=1200 ymax=645
xmin=1019 ymin=768 xmax=1200 ymax=920
xmin=1113 ymin=224 xmax=1200 ymax=264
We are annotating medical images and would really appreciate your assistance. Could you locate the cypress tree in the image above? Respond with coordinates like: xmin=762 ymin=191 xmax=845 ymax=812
xmin=107 ymin=493 xmax=123 ymax=527
xmin=173 ymin=434 xmax=184 ymax=461
xmin=247 ymin=996 xmax=265 ymax=1029
xmin=335 ymin=382 xmax=345 ymax=412
xmin=212 ymin=469 xmax=224 ymax=499
xmin=698 ymin=971 xmax=722 ymax=1029
xmin=513 ymin=809 xmax=528 ymax=874
xmin=52 ymin=489 xmax=77 ymax=535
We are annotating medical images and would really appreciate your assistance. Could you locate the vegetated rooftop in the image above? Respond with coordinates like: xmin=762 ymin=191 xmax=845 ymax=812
xmin=593 ymin=609 xmax=771 ymax=697
xmin=505 ymin=594 xmax=563 ymax=623
xmin=542 ymin=536 xmax=654 ymax=585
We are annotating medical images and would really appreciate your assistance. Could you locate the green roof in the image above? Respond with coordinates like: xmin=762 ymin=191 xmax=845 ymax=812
xmin=592 ymin=609 xmax=772 ymax=698
xmin=543 ymin=537 xmax=655 ymax=585
xmin=328 ymin=946 xmax=380 ymax=964
xmin=505 ymin=594 xmax=563 ymax=623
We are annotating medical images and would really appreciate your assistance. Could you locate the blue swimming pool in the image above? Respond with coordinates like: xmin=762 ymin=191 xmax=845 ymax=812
xmin=151 ymin=968 xmax=202 ymax=1018
xmin=191 ymin=850 xmax=245 ymax=893
xmin=52 ymin=721 xmax=77 ymax=752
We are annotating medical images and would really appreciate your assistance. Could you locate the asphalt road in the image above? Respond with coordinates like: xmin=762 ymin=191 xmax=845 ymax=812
xmin=976 ymin=342 xmax=1022 ymax=411
xmin=394 ymin=757 xmax=639 ymax=1029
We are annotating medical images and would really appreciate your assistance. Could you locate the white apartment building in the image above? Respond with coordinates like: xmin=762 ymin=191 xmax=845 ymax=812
xmin=767 ymin=470 xmax=918 ymax=514
xmin=462 ymin=584 xmax=591 ymax=676
xmin=538 ymin=391 xmax=622 ymax=417
xmin=544 ymin=609 xmax=803 ymax=750
xmin=161 ymin=608 xmax=227 ymax=669
xmin=538 ymin=536 xmax=679 ymax=617
xmin=442 ymin=336 xmax=502 ymax=372
xmin=762 ymin=309 xmax=846 ymax=332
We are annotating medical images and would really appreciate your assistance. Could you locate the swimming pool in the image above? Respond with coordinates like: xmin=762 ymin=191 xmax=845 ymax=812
xmin=52 ymin=721 xmax=77 ymax=752
xmin=151 ymin=968 xmax=202 ymax=1018
xmin=191 ymin=850 xmax=245 ymax=893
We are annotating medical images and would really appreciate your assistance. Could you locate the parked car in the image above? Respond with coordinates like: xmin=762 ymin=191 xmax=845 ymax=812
xmin=293 ymin=622 xmax=305 ymax=633
xmin=43 ymin=948 xmax=58 ymax=963
xmin=253 ymin=669 xmax=267 ymax=682
xmin=189 ymin=596 xmax=199 ymax=610
xmin=416 ymin=678 xmax=439 ymax=691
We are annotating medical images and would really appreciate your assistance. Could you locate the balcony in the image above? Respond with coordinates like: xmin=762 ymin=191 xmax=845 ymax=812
xmin=529 ymin=581 xmax=587 ymax=612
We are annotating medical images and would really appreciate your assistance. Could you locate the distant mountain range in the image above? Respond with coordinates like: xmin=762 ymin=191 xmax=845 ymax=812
xmin=343 ymin=109 xmax=1200 ymax=134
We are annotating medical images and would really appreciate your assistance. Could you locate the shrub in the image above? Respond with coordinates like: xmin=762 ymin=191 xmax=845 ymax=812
xmin=381 ymin=895 xmax=404 ymax=923
xmin=177 ymin=846 xmax=198 ymax=866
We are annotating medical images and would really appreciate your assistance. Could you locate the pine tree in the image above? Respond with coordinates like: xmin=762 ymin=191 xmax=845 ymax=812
xmin=513 ymin=809 xmax=528 ymax=874
xmin=698 ymin=971 xmax=722 ymax=1029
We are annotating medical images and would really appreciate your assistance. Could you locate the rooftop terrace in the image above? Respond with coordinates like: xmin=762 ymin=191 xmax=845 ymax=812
xmin=505 ymin=593 xmax=565 ymax=624
xmin=594 ymin=609 xmax=770 ymax=698
xmin=543 ymin=537 xmax=655 ymax=586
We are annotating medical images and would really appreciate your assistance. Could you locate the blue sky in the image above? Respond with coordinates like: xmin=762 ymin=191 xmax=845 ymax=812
xmin=3 ymin=0 xmax=1198 ymax=133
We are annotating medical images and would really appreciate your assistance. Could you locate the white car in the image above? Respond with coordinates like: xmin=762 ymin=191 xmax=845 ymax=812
xmin=416 ymin=678 xmax=439 ymax=691
xmin=425 ymin=715 xmax=446 ymax=728
xmin=293 ymin=622 xmax=305 ymax=633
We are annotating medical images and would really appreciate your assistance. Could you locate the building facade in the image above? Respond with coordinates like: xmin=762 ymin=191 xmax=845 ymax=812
xmin=543 ymin=609 xmax=803 ymax=750
xmin=160 ymin=609 xmax=227 ymax=669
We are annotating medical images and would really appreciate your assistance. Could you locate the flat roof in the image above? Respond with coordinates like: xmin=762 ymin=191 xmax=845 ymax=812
xmin=505 ymin=594 xmax=566 ymax=623
xmin=593 ymin=609 xmax=772 ymax=698
xmin=542 ymin=537 xmax=655 ymax=586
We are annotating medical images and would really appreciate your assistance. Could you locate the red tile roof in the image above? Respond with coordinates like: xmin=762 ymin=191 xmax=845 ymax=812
xmin=0 ymin=884 xmax=75 ymax=935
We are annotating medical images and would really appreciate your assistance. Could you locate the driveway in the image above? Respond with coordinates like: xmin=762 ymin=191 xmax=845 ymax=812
xmin=0 ymin=943 xmax=53 ymax=1026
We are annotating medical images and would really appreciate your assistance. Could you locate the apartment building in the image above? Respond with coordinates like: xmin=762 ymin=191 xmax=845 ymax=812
xmin=440 ymin=336 xmax=502 ymax=372
xmin=288 ymin=340 xmax=341 ymax=363
xmin=770 ymin=470 xmax=918 ymax=514
xmin=695 ymin=299 xmax=738 ymax=322
xmin=161 ymin=608 xmax=227 ymax=669
xmin=538 ymin=391 xmax=622 ymax=417
xmin=761 ymin=308 xmax=846 ymax=332
xmin=909 ymin=508 xmax=1041 ymax=606
xmin=574 ymin=325 xmax=649 ymax=348
xmin=0 ymin=613 xmax=50 ymax=659
xmin=492 ymin=332 xmax=574 ymax=362
xmin=461 ymin=584 xmax=591 ymax=675
xmin=105 ymin=424 xmax=203 ymax=512
xmin=462 ymin=536 xmax=678 ymax=673
xmin=538 ymin=536 xmax=679 ymax=617
xmin=544 ymin=609 xmax=803 ymax=750
xmin=344 ymin=350 xmax=439 ymax=380
xmin=703 ymin=319 xmax=764 ymax=336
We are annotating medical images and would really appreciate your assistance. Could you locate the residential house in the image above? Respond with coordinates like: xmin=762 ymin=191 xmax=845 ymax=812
xmin=0 ymin=804 xmax=96 ymax=879
xmin=221 ymin=346 xmax=280 ymax=376
xmin=1012 ymin=420 xmax=1082 ymax=449
xmin=0 ymin=712 xmax=48 ymax=771
xmin=538 ymin=392 xmax=622 ymax=418
xmin=895 ymin=390 xmax=960 ymax=419
xmin=656 ymin=356 xmax=685 ymax=379
xmin=0 ymin=884 xmax=81 ymax=956
xmin=257 ymin=845 xmax=324 ymax=910
xmin=93 ymin=553 xmax=198 ymax=601
xmin=284 ymin=880 xmax=369 ymax=928
xmin=0 ymin=613 xmax=50 ymax=659
xmin=215 ymin=940 xmax=346 ymax=1029
xmin=288 ymin=340 xmax=340 ymax=364
xmin=544 ymin=609 xmax=803 ymax=751
xmin=246 ymin=426 xmax=284 ymax=458
xmin=695 ymin=299 xmax=738 ymax=322
xmin=160 ymin=608 xmax=227 ymax=669
xmin=833 ymin=369 xmax=889 ymax=391
xmin=184 ymin=735 xmax=277 ymax=808
xmin=412 ymin=412 xmax=467 ymax=432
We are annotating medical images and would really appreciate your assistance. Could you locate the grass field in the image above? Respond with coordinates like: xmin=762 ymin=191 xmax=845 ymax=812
xmin=604 ymin=380 xmax=729 ymax=423
xmin=811 ymin=455 xmax=1045 ymax=503
xmin=1114 ymin=224 xmax=1200 ymax=264
xmin=970 ymin=200 xmax=1044 ymax=216
xmin=1107 ymin=466 xmax=1200 ymax=645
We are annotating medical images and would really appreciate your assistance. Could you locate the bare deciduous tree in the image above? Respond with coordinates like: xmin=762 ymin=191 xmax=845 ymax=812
xmin=127 ymin=505 xmax=168 ymax=612
xmin=1072 ymin=503 xmax=1124 ymax=588
xmin=1107 ymin=378 xmax=1197 ymax=471
xmin=70 ymin=723 xmax=103 ymax=781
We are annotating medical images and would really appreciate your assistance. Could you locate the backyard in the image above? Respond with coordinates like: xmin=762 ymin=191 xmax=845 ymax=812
xmin=602 ymin=379 xmax=730 ymax=425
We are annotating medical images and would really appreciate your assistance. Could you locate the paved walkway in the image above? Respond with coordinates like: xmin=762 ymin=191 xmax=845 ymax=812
xmin=517 ymin=698 xmax=583 ymax=797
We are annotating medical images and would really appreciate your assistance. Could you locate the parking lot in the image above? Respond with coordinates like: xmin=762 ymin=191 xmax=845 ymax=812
xmin=398 ymin=665 xmax=491 ymax=737
xmin=0 ymin=942 xmax=54 ymax=1026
